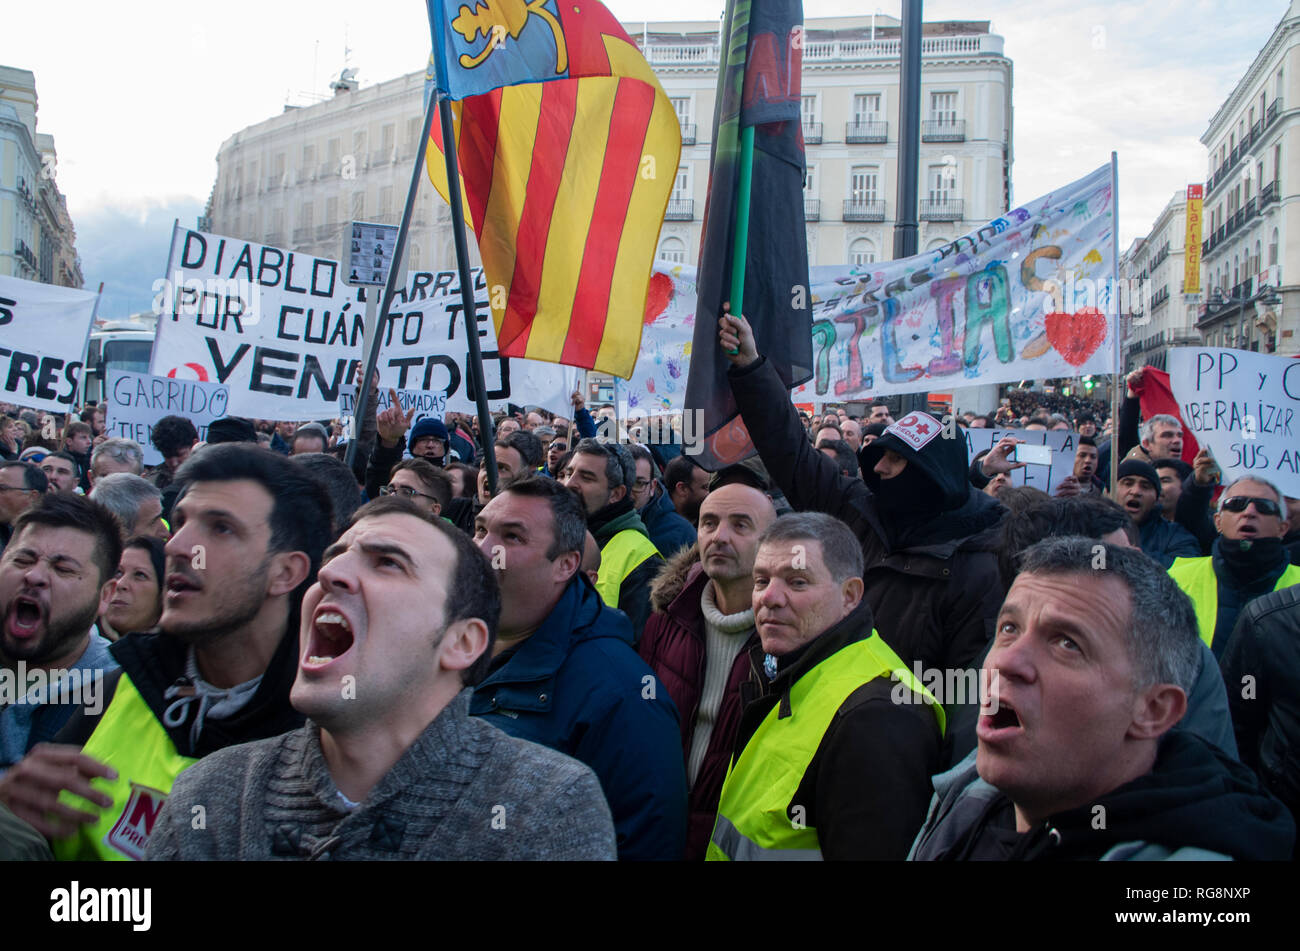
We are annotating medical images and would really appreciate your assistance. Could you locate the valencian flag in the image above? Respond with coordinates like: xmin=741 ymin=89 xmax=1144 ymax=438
xmin=423 ymin=0 xmax=681 ymax=379
xmin=685 ymin=0 xmax=811 ymax=469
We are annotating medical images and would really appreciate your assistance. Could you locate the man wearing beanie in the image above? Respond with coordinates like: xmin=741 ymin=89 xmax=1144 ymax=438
xmin=1115 ymin=458 xmax=1199 ymax=569
xmin=1169 ymin=476 xmax=1300 ymax=658
xmin=364 ymin=413 xmax=461 ymax=501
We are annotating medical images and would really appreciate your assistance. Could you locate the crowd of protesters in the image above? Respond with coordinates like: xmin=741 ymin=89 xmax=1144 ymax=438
xmin=0 ymin=323 xmax=1296 ymax=862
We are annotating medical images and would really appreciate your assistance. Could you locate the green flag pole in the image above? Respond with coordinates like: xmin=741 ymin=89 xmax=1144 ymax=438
xmin=725 ymin=124 xmax=756 ymax=352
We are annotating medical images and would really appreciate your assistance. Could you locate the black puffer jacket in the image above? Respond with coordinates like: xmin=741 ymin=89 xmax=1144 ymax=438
xmin=1222 ymin=584 xmax=1300 ymax=848
xmin=729 ymin=357 xmax=1007 ymax=680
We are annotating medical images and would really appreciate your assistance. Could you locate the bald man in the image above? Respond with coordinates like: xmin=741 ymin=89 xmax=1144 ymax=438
xmin=638 ymin=481 xmax=778 ymax=859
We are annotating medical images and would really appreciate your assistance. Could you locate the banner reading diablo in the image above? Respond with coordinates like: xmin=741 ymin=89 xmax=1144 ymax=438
xmin=0 ymin=274 xmax=98 ymax=414
xmin=1167 ymin=347 xmax=1300 ymax=497
xmin=150 ymin=225 xmax=577 ymax=420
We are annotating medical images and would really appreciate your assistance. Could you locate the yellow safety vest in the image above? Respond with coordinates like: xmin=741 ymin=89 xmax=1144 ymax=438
xmin=51 ymin=672 xmax=197 ymax=861
xmin=706 ymin=633 xmax=945 ymax=861
xmin=1167 ymin=557 xmax=1300 ymax=648
xmin=595 ymin=528 xmax=661 ymax=608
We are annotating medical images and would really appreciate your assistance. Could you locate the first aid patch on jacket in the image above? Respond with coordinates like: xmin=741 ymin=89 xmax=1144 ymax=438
xmin=887 ymin=412 xmax=944 ymax=451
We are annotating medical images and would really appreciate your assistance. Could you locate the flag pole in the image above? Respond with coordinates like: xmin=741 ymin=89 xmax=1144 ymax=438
xmin=426 ymin=0 xmax=499 ymax=494
xmin=344 ymin=90 xmax=437 ymax=473
xmin=1109 ymin=150 xmax=1121 ymax=494
xmin=727 ymin=126 xmax=756 ymax=319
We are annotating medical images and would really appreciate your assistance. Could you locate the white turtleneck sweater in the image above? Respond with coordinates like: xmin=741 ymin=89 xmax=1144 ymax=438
xmin=687 ymin=581 xmax=755 ymax=785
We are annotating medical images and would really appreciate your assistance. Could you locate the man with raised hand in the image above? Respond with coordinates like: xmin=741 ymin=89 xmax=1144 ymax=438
xmin=0 ymin=444 xmax=330 ymax=859
xmin=147 ymin=496 xmax=615 ymax=860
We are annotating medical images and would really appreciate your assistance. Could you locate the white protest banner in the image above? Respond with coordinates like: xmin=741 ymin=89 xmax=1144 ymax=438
xmin=964 ymin=427 xmax=1081 ymax=495
xmin=150 ymin=226 xmax=579 ymax=421
xmin=0 ymin=274 xmax=98 ymax=414
xmin=337 ymin=386 xmax=446 ymax=433
xmin=1167 ymin=347 xmax=1300 ymax=497
xmin=104 ymin=369 xmax=230 ymax=466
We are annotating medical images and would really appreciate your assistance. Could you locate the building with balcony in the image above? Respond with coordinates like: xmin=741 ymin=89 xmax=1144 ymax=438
xmin=1198 ymin=0 xmax=1300 ymax=356
xmin=205 ymin=14 xmax=1013 ymax=277
xmin=0 ymin=66 xmax=82 ymax=287
xmin=1118 ymin=190 xmax=1203 ymax=373
xmin=644 ymin=14 xmax=1013 ymax=268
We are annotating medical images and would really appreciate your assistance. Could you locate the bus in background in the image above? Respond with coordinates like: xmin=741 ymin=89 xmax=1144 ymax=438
xmin=81 ymin=314 xmax=156 ymax=405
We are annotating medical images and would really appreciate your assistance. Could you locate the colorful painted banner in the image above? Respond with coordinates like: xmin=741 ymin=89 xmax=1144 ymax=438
xmin=621 ymin=165 xmax=1120 ymax=414
xmin=0 ymin=274 xmax=98 ymax=414
xmin=1167 ymin=347 xmax=1300 ymax=497
xmin=1184 ymin=184 xmax=1203 ymax=295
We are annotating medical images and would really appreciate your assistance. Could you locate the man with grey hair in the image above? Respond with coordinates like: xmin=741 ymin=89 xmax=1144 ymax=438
xmin=1125 ymin=413 xmax=1184 ymax=463
xmin=910 ymin=536 xmax=1295 ymax=860
xmin=561 ymin=438 xmax=662 ymax=644
xmin=1168 ymin=475 xmax=1299 ymax=658
xmin=89 ymin=473 xmax=167 ymax=540
xmin=707 ymin=512 xmax=944 ymax=861
xmin=88 ymin=438 xmax=145 ymax=487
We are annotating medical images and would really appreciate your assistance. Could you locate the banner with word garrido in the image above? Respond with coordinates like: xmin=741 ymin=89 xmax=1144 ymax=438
xmin=1167 ymin=347 xmax=1300 ymax=497
xmin=149 ymin=225 xmax=579 ymax=421
xmin=104 ymin=369 xmax=230 ymax=466
xmin=621 ymin=164 xmax=1118 ymax=412
xmin=0 ymin=274 xmax=98 ymax=414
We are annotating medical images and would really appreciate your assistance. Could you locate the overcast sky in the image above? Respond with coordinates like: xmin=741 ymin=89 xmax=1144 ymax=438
xmin=1 ymin=0 xmax=1289 ymax=316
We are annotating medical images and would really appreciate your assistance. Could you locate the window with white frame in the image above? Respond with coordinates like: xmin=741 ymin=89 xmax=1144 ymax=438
xmin=801 ymin=95 xmax=818 ymax=126
xmin=853 ymin=93 xmax=881 ymax=125
xmin=672 ymin=166 xmax=691 ymax=201
xmin=658 ymin=236 xmax=687 ymax=264
xmin=850 ymin=238 xmax=876 ymax=267
xmin=670 ymin=97 xmax=692 ymax=125
xmin=803 ymin=165 xmax=817 ymax=196
xmin=1269 ymin=228 xmax=1279 ymax=266
xmin=928 ymin=164 xmax=955 ymax=202
xmin=850 ymin=165 xmax=878 ymax=203
xmin=929 ymin=91 xmax=957 ymax=125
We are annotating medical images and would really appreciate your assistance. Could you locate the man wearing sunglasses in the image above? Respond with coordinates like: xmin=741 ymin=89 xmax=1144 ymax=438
xmin=1168 ymin=477 xmax=1300 ymax=658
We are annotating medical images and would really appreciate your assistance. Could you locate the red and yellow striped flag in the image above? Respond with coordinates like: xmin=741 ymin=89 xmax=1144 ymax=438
xmin=426 ymin=2 xmax=680 ymax=378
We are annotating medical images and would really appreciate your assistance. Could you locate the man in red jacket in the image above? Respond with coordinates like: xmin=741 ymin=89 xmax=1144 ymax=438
xmin=638 ymin=476 xmax=777 ymax=859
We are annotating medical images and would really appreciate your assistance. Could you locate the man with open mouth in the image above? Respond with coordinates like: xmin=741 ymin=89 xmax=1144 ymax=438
xmin=910 ymin=537 xmax=1294 ymax=861
xmin=0 ymin=444 xmax=331 ymax=860
xmin=146 ymin=495 xmax=616 ymax=860
xmin=0 ymin=494 xmax=120 ymax=773
xmin=1168 ymin=476 xmax=1300 ymax=657
xmin=1114 ymin=459 xmax=1200 ymax=569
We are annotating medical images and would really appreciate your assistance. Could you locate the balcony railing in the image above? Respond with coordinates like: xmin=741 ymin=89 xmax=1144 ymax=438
xmin=802 ymin=121 xmax=823 ymax=144
xmin=1261 ymin=180 xmax=1279 ymax=207
xmin=842 ymin=200 xmax=886 ymax=221
xmin=664 ymin=199 xmax=694 ymax=220
xmin=921 ymin=120 xmax=965 ymax=142
xmin=920 ymin=199 xmax=964 ymax=220
xmin=1268 ymin=98 xmax=1280 ymax=124
xmin=846 ymin=121 xmax=888 ymax=143
xmin=804 ymin=198 xmax=820 ymax=221
xmin=639 ymin=33 xmax=1005 ymax=67
xmin=1246 ymin=197 xmax=1258 ymax=218
xmin=678 ymin=122 xmax=696 ymax=146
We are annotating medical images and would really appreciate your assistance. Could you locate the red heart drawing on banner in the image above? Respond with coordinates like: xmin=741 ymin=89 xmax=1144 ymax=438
xmin=643 ymin=271 xmax=673 ymax=325
xmin=1044 ymin=307 xmax=1107 ymax=366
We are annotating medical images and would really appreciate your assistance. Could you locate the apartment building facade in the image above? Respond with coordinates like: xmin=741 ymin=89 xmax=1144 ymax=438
xmin=0 ymin=66 xmax=82 ymax=287
xmin=205 ymin=14 xmax=1013 ymax=274
xmin=1119 ymin=190 xmax=1203 ymax=372
xmin=1199 ymin=0 xmax=1300 ymax=356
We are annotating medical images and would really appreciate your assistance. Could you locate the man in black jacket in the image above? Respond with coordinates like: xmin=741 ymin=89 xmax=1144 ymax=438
xmin=1222 ymin=584 xmax=1300 ymax=854
xmin=0 ymin=444 xmax=331 ymax=858
xmin=1115 ymin=459 xmax=1200 ymax=568
xmin=719 ymin=311 xmax=1005 ymax=752
xmin=910 ymin=537 xmax=1294 ymax=861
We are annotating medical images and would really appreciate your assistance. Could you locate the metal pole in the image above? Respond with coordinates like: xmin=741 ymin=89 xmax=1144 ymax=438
xmin=893 ymin=0 xmax=923 ymax=415
xmin=1109 ymin=151 xmax=1122 ymax=494
xmin=438 ymin=93 xmax=500 ymax=495
xmin=343 ymin=87 xmax=438 ymax=473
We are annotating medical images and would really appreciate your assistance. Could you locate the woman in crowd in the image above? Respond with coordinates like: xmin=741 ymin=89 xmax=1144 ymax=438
xmin=101 ymin=535 xmax=166 ymax=639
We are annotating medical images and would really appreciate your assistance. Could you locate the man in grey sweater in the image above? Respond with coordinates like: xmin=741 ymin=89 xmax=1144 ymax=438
xmin=146 ymin=496 xmax=616 ymax=860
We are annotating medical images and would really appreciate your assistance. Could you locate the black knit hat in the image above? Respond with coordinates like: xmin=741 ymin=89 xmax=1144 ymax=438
xmin=1117 ymin=458 xmax=1161 ymax=495
xmin=206 ymin=417 xmax=259 ymax=444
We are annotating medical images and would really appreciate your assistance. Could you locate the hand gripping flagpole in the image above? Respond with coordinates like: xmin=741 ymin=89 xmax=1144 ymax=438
xmin=426 ymin=0 xmax=499 ymax=495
